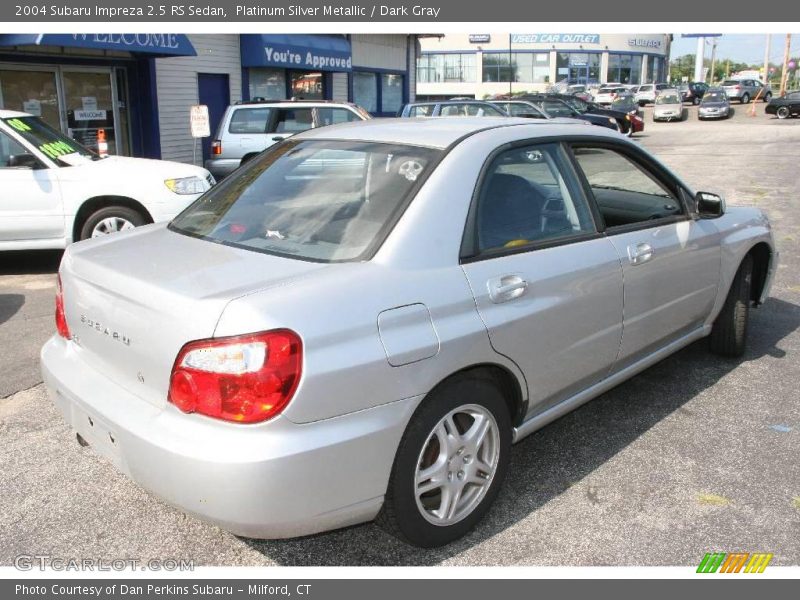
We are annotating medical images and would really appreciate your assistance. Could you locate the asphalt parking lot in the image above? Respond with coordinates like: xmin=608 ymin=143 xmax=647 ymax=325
xmin=1 ymin=102 xmax=798 ymax=567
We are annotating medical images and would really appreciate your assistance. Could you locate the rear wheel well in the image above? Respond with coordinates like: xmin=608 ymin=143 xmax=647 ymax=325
xmin=748 ymin=242 xmax=772 ymax=305
xmin=73 ymin=196 xmax=152 ymax=242
xmin=240 ymin=153 xmax=260 ymax=165
xmin=428 ymin=364 xmax=526 ymax=428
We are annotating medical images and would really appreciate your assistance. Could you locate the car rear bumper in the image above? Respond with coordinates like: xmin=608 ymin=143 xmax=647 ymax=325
xmin=41 ymin=336 xmax=421 ymax=539
xmin=204 ymin=158 xmax=241 ymax=180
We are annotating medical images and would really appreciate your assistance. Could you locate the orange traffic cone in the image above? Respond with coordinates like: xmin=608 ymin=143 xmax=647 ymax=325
xmin=97 ymin=128 xmax=108 ymax=157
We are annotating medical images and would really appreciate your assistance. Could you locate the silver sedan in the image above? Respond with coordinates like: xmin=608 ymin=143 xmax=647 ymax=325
xmin=42 ymin=118 xmax=777 ymax=547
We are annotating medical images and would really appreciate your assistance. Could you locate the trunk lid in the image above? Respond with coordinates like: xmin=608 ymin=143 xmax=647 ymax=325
xmin=60 ymin=225 xmax=326 ymax=408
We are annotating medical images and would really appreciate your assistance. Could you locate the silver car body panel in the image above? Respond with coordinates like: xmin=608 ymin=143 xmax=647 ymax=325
xmin=41 ymin=117 xmax=777 ymax=538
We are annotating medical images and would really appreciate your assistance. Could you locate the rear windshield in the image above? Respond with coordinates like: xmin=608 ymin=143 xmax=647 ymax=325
xmin=170 ymin=140 xmax=441 ymax=262
xmin=721 ymin=80 xmax=740 ymax=86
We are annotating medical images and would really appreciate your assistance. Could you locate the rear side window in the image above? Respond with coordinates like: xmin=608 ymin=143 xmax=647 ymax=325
xmin=407 ymin=105 xmax=433 ymax=117
xmin=229 ymin=108 xmax=273 ymax=134
xmin=316 ymin=107 xmax=361 ymax=126
xmin=571 ymin=146 xmax=682 ymax=228
xmin=273 ymin=109 xmax=314 ymax=133
xmin=539 ymin=100 xmax=573 ymax=118
xmin=471 ymin=144 xmax=595 ymax=254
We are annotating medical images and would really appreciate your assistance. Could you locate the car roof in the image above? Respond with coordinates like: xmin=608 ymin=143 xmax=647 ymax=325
xmin=234 ymin=99 xmax=358 ymax=106
xmin=0 ymin=109 xmax=32 ymax=118
xmin=406 ymin=100 xmax=496 ymax=106
xmin=290 ymin=117 xmax=602 ymax=149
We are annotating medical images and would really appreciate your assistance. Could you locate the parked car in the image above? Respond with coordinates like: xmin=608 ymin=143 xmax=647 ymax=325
xmin=634 ymin=83 xmax=673 ymax=106
xmin=544 ymin=93 xmax=644 ymax=137
xmin=521 ymin=96 xmax=619 ymax=131
xmin=610 ymin=93 xmax=640 ymax=115
xmin=205 ymin=100 xmax=370 ymax=180
xmin=398 ymin=100 xmax=508 ymax=118
xmin=653 ymin=89 xmax=686 ymax=121
xmin=593 ymin=85 xmax=627 ymax=106
xmin=565 ymin=84 xmax=593 ymax=102
xmin=697 ymin=89 xmax=732 ymax=120
xmin=765 ymin=91 xmax=800 ymax=119
xmin=0 ymin=110 xmax=213 ymax=250
xmin=42 ymin=116 xmax=777 ymax=547
xmin=679 ymin=82 xmax=709 ymax=105
xmin=488 ymin=100 xmax=550 ymax=119
xmin=720 ymin=79 xmax=772 ymax=104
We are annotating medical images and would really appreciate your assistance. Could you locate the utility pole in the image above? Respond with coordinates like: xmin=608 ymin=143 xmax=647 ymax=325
xmin=763 ymin=33 xmax=771 ymax=84
xmin=709 ymin=38 xmax=717 ymax=84
xmin=780 ymin=33 xmax=792 ymax=96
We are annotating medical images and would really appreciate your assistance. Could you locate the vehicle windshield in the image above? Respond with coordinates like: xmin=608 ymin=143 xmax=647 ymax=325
xmin=611 ymin=96 xmax=634 ymax=108
xmin=656 ymin=94 xmax=680 ymax=105
xmin=170 ymin=140 xmax=441 ymax=262
xmin=701 ymin=92 xmax=727 ymax=103
xmin=1 ymin=115 xmax=96 ymax=162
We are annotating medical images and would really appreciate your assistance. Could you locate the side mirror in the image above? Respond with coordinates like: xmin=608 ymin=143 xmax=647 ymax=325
xmin=696 ymin=191 xmax=725 ymax=218
xmin=7 ymin=153 xmax=42 ymax=169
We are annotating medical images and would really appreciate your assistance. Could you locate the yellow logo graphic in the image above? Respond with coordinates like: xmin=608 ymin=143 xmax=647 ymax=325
xmin=697 ymin=552 xmax=773 ymax=573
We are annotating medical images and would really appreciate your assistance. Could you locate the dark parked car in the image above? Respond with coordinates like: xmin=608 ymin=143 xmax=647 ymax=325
xmin=529 ymin=93 xmax=644 ymax=137
xmin=679 ymin=82 xmax=709 ymax=105
xmin=765 ymin=91 xmax=800 ymax=119
xmin=698 ymin=89 xmax=732 ymax=120
xmin=520 ymin=96 xmax=619 ymax=132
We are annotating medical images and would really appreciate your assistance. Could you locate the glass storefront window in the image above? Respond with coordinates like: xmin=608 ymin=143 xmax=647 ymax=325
xmin=417 ymin=53 xmax=476 ymax=83
xmin=249 ymin=68 xmax=287 ymax=100
xmin=353 ymin=71 xmax=377 ymax=113
xmin=556 ymin=53 xmax=600 ymax=84
xmin=290 ymin=71 xmax=323 ymax=100
xmin=62 ymin=70 xmax=118 ymax=156
xmin=381 ymin=74 xmax=403 ymax=114
xmin=607 ymin=54 xmax=642 ymax=85
xmin=646 ymin=56 xmax=664 ymax=83
xmin=482 ymin=54 xmax=514 ymax=83
xmin=0 ymin=69 xmax=60 ymax=130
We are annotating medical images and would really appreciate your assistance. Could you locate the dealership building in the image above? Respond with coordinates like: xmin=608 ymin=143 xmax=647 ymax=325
xmin=416 ymin=33 xmax=672 ymax=99
xmin=0 ymin=34 xmax=417 ymax=165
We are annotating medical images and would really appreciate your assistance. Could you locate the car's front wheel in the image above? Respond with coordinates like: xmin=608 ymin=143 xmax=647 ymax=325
xmin=378 ymin=373 xmax=511 ymax=547
xmin=777 ymin=106 xmax=791 ymax=119
xmin=709 ymin=255 xmax=753 ymax=357
xmin=79 ymin=206 xmax=146 ymax=241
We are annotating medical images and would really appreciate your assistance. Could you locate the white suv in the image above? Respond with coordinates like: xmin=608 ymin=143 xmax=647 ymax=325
xmin=205 ymin=100 xmax=371 ymax=180
xmin=0 ymin=110 xmax=213 ymax=251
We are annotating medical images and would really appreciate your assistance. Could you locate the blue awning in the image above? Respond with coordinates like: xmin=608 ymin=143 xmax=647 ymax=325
xmin=241 ymin=34 xmax=352 ymax=72
xmin=0 ymin=34 xmax=197 ymax=57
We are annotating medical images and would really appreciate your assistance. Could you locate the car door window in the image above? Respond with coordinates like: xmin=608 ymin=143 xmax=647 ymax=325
xmin=540 ymin=100 xmax=574 ymax=118
xmin=272 ymin=108 xmax=314 ymax=133
xmin=228 ymin=108 xmax=273 ymax=134
xmin=471 ymin=144 xmax=596 ymax=254
xmin=315 ymin=107 xmax=361 ymax=126
xmin=0 ymin=130 xmax=33 ymax=168
xmin=571 ymin=146 xmax=684 ymax=228
xmin=407 ymin=105 xmax=433 ymax=117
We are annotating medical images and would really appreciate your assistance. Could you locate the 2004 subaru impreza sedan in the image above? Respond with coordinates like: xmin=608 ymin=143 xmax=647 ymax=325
xmin=42 ymin=117 xmax=777 ymax=547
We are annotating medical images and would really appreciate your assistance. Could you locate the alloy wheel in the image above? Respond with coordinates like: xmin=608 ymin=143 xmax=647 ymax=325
xmin=91 ymin=217 xmax=136 ymax=237
xmin=414 ymin=404 xmax=500 ymax=526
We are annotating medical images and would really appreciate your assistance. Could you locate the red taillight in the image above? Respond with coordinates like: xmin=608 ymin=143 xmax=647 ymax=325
xmin=168 ymin=329 xmax=302 ymax=423
xmin=211 ymin=140 xmax=222 ymax=155
xmin=55 ymin=274 xmax=70 ymax=339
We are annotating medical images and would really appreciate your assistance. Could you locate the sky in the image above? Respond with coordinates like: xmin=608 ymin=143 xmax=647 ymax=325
xmin=670 ymin=34 xmax=800 ymax=65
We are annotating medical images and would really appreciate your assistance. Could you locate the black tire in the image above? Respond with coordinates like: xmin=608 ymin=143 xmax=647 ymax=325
xmin=741 ymin=93 xmax=750 ymax=104
xmin=709 ymin=255 xmax=753 ymax=357
xmin=763 ymin=92 xmax=772 ymax=103
xmin=777 ymin=106 xmax=790 ymax=120
xmin=79 ymin=205 xmax=146 ymax=241
xmin=693 ymin=96 xmax=700 ymax=106
xmin=377 ymin=373 xmax=512 ymax=547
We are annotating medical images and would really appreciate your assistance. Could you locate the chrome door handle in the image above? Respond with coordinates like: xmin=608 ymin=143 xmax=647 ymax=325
xmin=628 ymin=243 xmax=654 ymax=265
xmin=488 ymin=275 xmax=528 ymax=303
